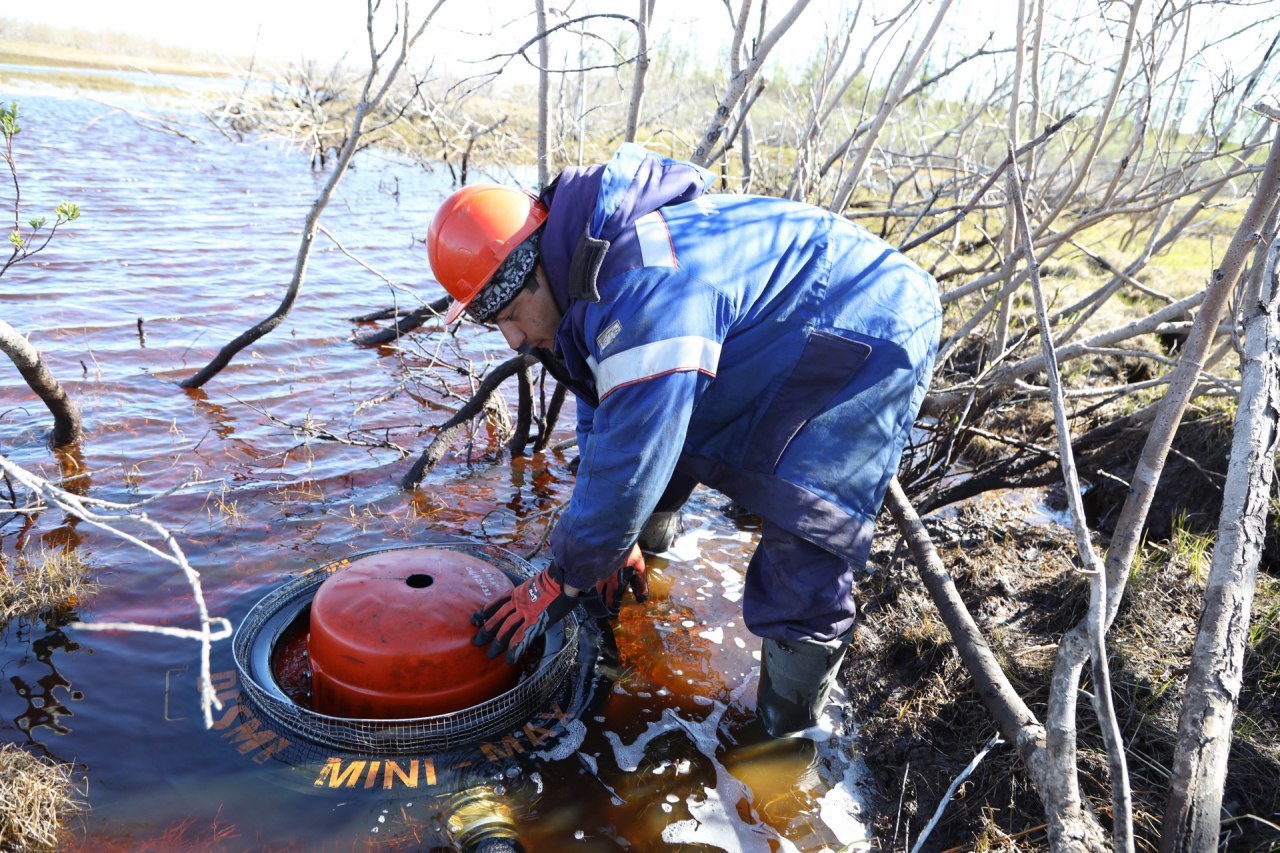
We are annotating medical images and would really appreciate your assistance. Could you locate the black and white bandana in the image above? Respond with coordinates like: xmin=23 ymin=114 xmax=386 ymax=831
xmin=467 ymin=229 xmax=542 ymax=323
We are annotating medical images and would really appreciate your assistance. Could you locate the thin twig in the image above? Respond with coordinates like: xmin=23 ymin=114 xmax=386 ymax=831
xmin=1009 ymin=144 xmax=1134 ymax=851
xmin=910 ymin=733 xmax=1004 ymax=853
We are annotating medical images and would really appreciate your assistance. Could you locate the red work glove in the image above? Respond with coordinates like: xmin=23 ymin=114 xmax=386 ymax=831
xmin=472 ymin=565 xmax=579 ymax=664
xmin=591 ymin=545 xmax=650 ymax=620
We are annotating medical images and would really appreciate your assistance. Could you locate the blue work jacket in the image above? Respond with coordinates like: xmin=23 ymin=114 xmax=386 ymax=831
xmin=536 ymin=145 xmax=941 ymax=592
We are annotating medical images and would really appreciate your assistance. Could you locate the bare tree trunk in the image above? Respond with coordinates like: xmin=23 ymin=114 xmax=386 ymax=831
xmin=1027 ymin=0 xmax=1045 ymax=183
xmin=624 ymin=0 xmax=653 ymax=144
xmin=992 ymin=0 xmax=1027 ymax=363
xmin=508 ymin=365 xmax=534 ymax=454
xmin=1160 ymin=239 xmax=1280 ymax=852
xmin=1009 ymin=154 xmax=1135 ymax=852
xmin=1035 ymin=121 xmax=1280 ymax=850
xmin=180 ymin=0 xmax=447 ymax=389
xmin=690 ymin=0 xmax=814 ymax=168
xmin=0 ymin=320 xmax=82 ymax=446
xmin=535 ymin=0 xmax=551 ymax=187
xmin=1100 ymin=124 xmax=1280 ymax=627
xmin=533 ymin=381 xmax=567 ymax=453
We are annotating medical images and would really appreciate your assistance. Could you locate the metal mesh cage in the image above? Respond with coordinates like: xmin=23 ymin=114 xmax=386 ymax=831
xmin=232 ymin=542 xmax=583 ymax=754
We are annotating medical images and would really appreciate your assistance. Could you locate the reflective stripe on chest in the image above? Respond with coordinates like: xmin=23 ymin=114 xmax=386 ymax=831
xmin=588 ymin=336 xmax=720 ymax=399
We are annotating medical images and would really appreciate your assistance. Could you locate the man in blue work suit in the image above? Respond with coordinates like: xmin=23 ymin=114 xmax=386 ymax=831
xmin=427 ymin=145 xmax=941 ymax=738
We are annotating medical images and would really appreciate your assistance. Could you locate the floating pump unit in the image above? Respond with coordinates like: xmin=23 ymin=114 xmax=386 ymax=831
xmin=232 ymin=542 xmax=607 ymax=851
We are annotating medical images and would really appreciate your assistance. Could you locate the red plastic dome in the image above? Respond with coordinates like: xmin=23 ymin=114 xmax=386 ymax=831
xmin=307 ymin=547 xmax=520 ymax=719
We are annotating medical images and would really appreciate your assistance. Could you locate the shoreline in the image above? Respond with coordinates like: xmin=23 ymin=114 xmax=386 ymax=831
xmin=0 ymin=36 xmax=243 ymax=82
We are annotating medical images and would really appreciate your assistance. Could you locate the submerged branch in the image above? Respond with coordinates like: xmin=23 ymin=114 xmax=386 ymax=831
xmin=354 ymin=296 xmax=451 ymax=346
xmin=401 ymin=353 xmax=537 ymax=488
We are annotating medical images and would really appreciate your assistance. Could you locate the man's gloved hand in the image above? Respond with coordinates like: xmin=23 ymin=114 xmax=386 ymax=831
xmin=472 ymin=565 xmax=579 ymax=664
xmin=591 ymin=545 xmax=650 ymax=620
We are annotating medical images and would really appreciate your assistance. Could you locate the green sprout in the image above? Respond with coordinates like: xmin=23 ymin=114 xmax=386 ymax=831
xmin=0 ymin=102 xmax=18 ymax=138
xmin=2 ymin=101 xmax=82 ymax=278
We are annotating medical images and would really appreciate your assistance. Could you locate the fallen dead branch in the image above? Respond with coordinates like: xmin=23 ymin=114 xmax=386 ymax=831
xmin=353 ymin=296 xmax=450 ymax=347
xmin=911 ymin=733 xmax=1004 ymax=853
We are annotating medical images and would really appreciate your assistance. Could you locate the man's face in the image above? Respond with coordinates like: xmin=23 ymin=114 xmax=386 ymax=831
xmin=494 ymin=265 xmax=562 ymax=353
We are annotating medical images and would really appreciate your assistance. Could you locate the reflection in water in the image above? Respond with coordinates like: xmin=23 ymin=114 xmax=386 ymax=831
xmin=8 ymin=624 xmax=84 ymax=755
xmin=16 ymin=446 xmax=91 ymax=551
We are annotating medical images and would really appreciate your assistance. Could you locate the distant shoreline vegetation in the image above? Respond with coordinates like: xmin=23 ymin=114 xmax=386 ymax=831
xmin=0 ymin=28 xmax=243 ymax=89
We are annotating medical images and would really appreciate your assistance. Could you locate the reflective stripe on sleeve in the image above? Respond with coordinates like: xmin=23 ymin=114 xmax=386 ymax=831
xmin=593 ymin=336 xmax=720 ymax=399
xmin=635 ymin=211 xmax=677 ymax=268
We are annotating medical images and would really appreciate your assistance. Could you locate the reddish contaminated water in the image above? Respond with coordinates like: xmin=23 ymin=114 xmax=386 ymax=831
xmin=0 ymin=85 xmax=872 ymax=850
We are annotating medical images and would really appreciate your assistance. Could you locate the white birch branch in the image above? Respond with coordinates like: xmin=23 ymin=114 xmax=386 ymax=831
xmin=829 ymin=0 xmax=956 ymax=211
xmin=1009 ymin=149 xmax=1135 ymax=853
xmin=1160 ymin=238 xmax=1280 ymax=852
xmin=0 ymin=454 xmax=231 ymax=729
xmin=690 ymin=0 xmax=814 ymax=167
xmin=910 ymin=734 xmax=1004 ymax=853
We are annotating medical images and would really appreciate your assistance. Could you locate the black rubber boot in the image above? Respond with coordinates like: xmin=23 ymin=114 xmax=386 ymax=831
xmin=757 ymin=629 xmax=853 ymax=738
xmin=637 ymin=510 xmax=680 ymax=554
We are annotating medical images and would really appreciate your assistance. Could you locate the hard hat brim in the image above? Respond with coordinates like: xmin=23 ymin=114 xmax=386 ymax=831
xmin=444 ymin=298 xmax=469 ymax=325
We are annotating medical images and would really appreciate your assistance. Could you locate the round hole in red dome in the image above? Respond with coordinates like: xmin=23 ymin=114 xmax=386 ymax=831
xmin=306 ymin=547 xmax=521 ymax=719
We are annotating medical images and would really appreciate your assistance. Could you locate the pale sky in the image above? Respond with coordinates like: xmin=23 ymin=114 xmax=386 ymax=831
xmin=3 ymin=0 xmax=868 ymax=72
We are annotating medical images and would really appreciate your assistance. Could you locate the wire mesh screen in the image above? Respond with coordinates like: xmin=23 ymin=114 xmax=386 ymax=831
xmin=232 ymin=542 xmax=583 ymax=754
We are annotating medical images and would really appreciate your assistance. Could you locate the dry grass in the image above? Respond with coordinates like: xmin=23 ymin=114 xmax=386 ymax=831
xmin=0 ymin=743 xmax=81 ymax=852
xmin=0 ymin=548 xmax=95 ymax=624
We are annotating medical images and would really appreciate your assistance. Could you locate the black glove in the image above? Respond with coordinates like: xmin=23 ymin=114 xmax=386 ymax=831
xmin=472 ymin=565 xmax=579 ymax=664
xmin=591 ymin=545 xmax=650 ymax=620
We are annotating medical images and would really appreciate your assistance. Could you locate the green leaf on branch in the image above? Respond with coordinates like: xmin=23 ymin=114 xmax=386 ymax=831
xmin=9 ymin=231 xmax=24 ymax=248
xmin=55 ymin=201 xmax=80 ymax=222
xmin=0 ymin=102 xmax=18 ymax=138
xmin=29 ymin=216 xmax=46 ymax=231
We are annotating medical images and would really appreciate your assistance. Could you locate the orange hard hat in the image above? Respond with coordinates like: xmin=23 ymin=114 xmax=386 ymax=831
xmin=427 ymin=185 xmax=548 ymax=323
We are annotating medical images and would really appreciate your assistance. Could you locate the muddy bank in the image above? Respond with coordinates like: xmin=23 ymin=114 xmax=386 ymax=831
xmin=840 ymin=496 xmax=1280 ymax=852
